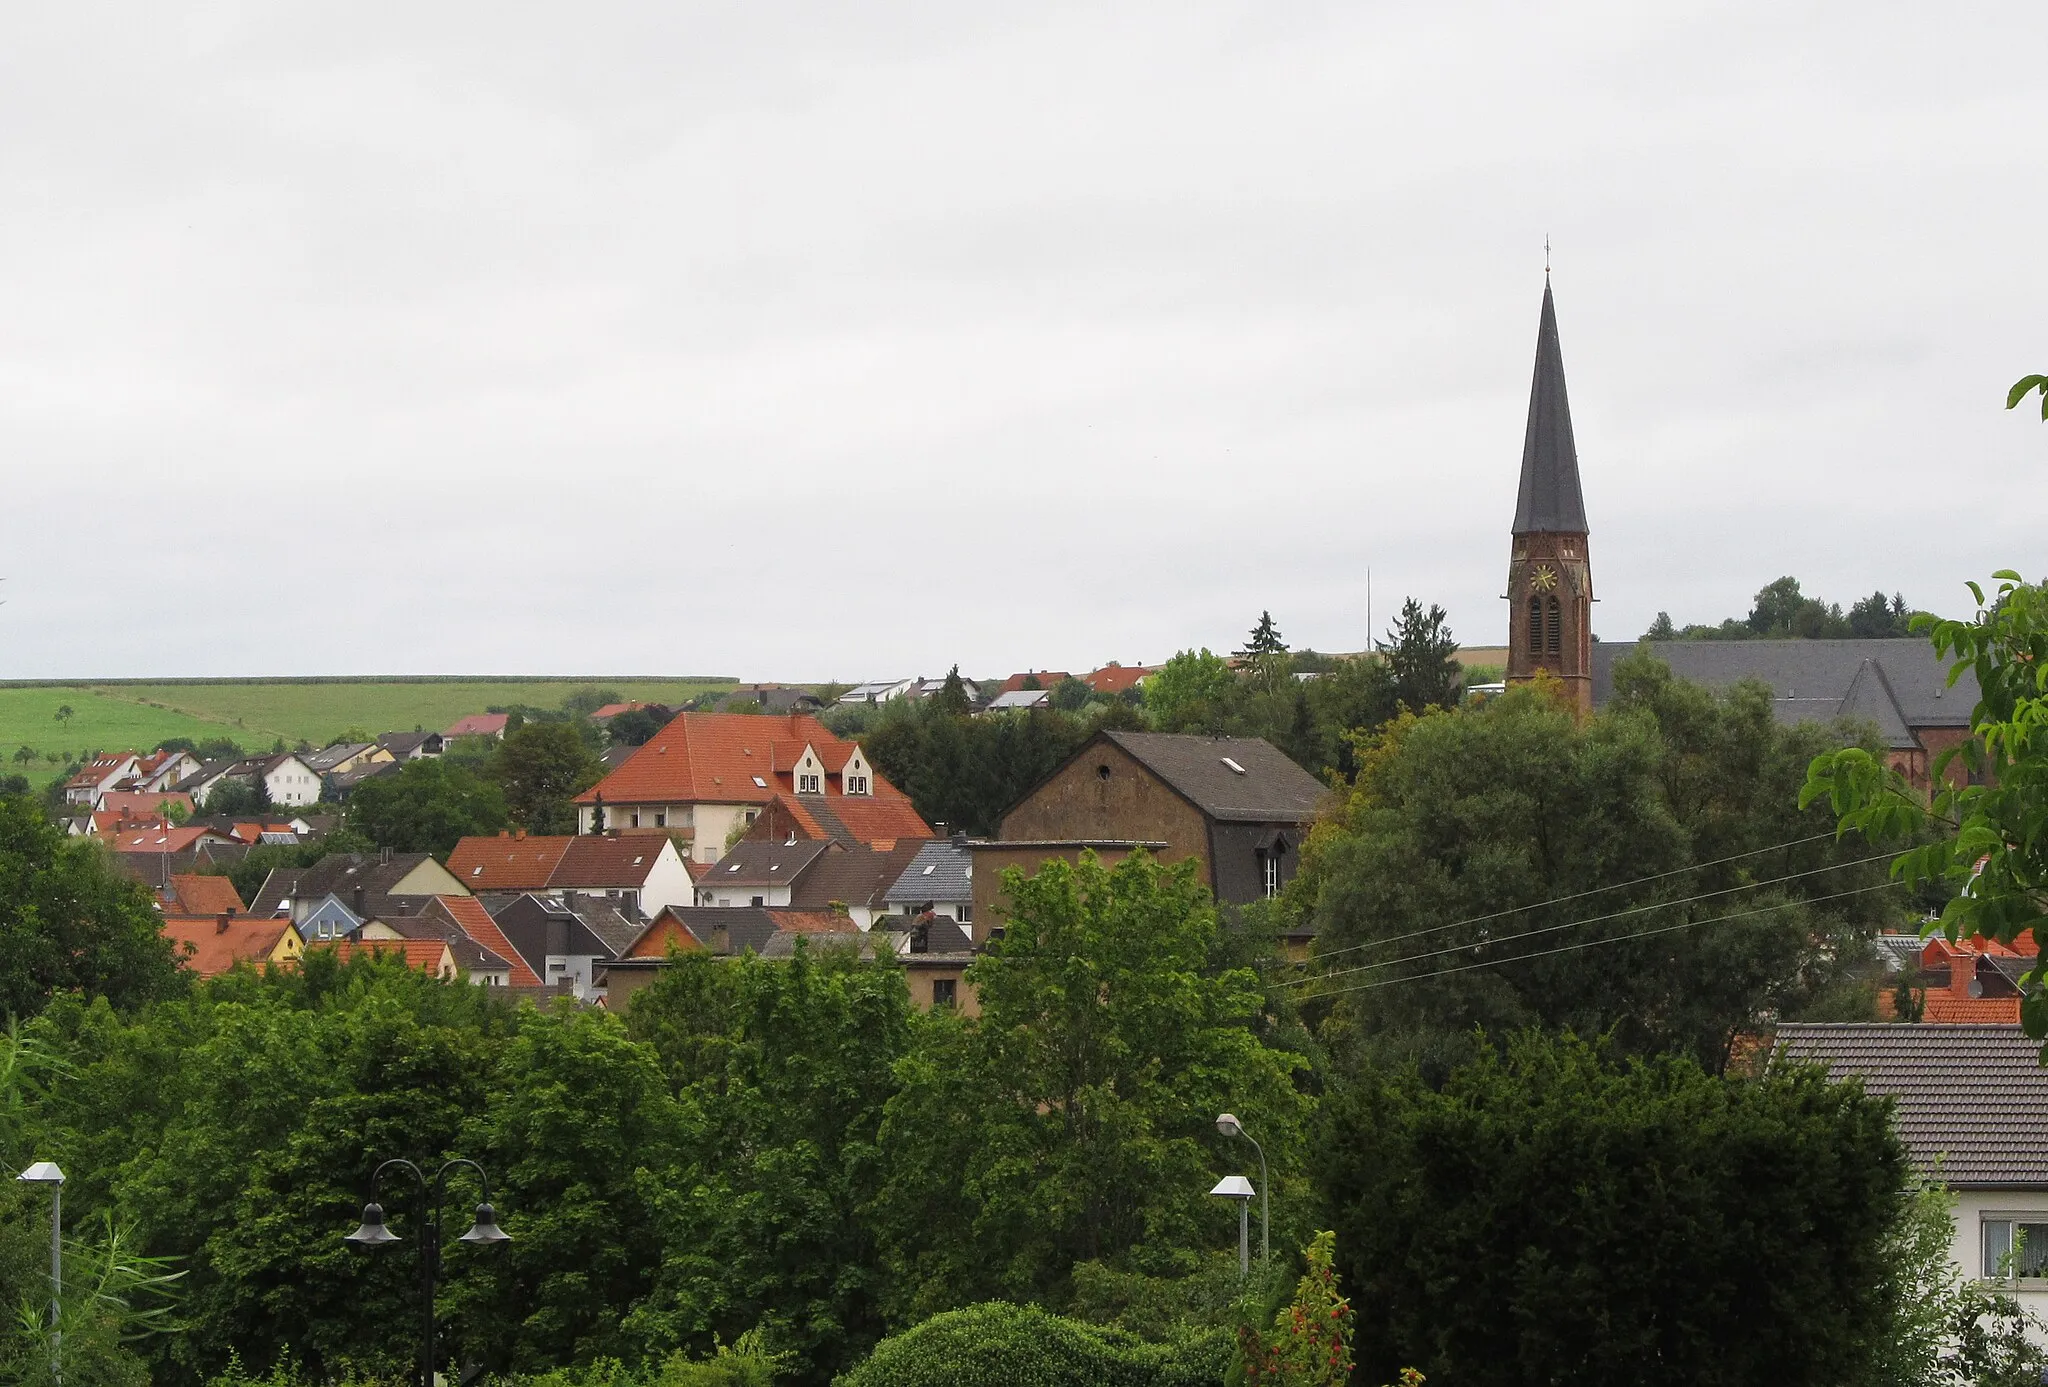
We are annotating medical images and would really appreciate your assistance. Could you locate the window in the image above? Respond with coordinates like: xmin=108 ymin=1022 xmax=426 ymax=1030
xmin=958 ymin=903 xmax=973 ymax=924
xmin=1985 ymin=1220 xmax=2048 ymax=1278
xmin=1221 ymin=757 xmax=1247 ymax=775
xmin=932 ymin=978 xmax=957 ymax=1008
xmin=630 ymin=810 xmax=642 ymax=828
xmin=1544 ymin=597 xmax=1562 ymax=657
xmin=752 ymin=776 xmax=768 ymax=789
xmin=799 ymin=773 xmax=821 ymax=794
xmin=1527 ymin=597 xmax=1543 ymax=654
xmin=847 ymin=775 xmax=869 ymax=795
xmin=750 ymin=895 xmax=765 ymax=907
xmin=654 ymin=811 xmax=666 ymax=827
xmin=1097 ymin=764 xmax=1112 ymax=781
xmin=1261 ymin=849 xmax=1281 ymax=898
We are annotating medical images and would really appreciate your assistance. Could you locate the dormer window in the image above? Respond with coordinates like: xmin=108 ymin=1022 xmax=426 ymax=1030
xmin=846 ymin=775 xmax=869 ymax=795
xmin=799 ymin=773 xmax=821 ymax=794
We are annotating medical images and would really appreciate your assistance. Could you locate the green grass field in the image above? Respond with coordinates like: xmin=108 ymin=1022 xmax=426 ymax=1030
xmin=0 ymin=678 xmax=737 ymax=787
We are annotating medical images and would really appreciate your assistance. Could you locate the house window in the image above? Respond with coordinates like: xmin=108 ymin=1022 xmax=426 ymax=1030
xmin=957 ymin=903 xmax=973 ymax=924
xmin=932 ymin=978 xmax=957 ymax=1008
xmin=750 ymin=895 xmax=765 ymax=907
xmin=1261 ymin=850 xmax=1281 ymax=898
xmin=847 ymin=775 xmax=868 ymax=795
xmin=654 ymin=811 xmax=667 ymax=827
xmin=1984 ymin=1220 xmax=2048 ymax=1278
xmin=799 ymin=773 xmax=821 ymax=794
xmin=631 ymin=810 xmax=642 ymax=828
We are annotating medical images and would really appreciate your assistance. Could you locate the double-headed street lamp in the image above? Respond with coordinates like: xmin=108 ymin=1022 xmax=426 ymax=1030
xmin=1215 ymin=1113 xmax=1268 ymax=1268
xmin=17 ymin=1161 xmax=64 ymax=1385
xmin=343 ymin=1158 xmax=509 ymax=1387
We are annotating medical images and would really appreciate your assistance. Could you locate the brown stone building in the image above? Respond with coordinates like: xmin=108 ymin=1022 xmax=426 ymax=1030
xmin=972 ymin=731 xmax=1327 ymax=933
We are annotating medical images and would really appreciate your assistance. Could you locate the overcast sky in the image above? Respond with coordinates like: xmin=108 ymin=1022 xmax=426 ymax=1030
xmin=2 ymin=3 xmax=2041 ymax=681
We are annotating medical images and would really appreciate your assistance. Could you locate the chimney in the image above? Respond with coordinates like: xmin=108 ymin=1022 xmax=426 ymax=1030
xmin=951 ymin=831 xmax=968 ymax=846
xmin=933 ymin=822 xmax=948 ymax=838
xmin=216 ymin=912 xmax=231 ymax=935
xmin=380 ymin=845 xmax=393 ymax=865
xmin=353 ymin=886 xmax=367 ymax=919
xmin=515 ymin=829 xmax=526 ymax=840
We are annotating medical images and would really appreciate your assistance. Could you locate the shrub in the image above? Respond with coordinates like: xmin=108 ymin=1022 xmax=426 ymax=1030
xmin=833 ymin=1302 xmax=1226 ymax=1387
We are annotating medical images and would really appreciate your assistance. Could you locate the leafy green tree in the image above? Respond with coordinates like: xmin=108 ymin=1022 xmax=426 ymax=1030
xmin=0 ymin=773 xmax=30 ymax=797
xmin=1319 ymin=1031 xmax=1907 ymax=1387
xmin=14 ymin=745 xmax=38 ymax=766
xmin=873 ymin=852 xmax=1310 ymax=1321
xmin=1805 ymin=571 xmax=2048 ymax=1013
xmin=489 ymin=724 xmax=604 ymax=834
xmin=606 ymin=708 xmax=667 ymax=747
xmin=2009 ymin=373 xmax=2048 ymax=419
xmin=202 ymin=776 xmax=270 ymax=819
xmin=1644 ymin=611 xmax=1677 ymax=640
xmin=859 ymin=700 xmax=1091 ymax=837
xmin=1050 ymin=677 xmax=1093 ymax=713
xmin=1847 ymin=590 xmax=1912 ymax=638
xmin=1235 ymin=1231 xmax=1354 ymax=1387
xmin=1145 ymin=649 xmax=1238 ymax=734
xmin=1296 ymin=661 xmax=1898 ymax=1074
xmin=835 ymin=1301 xmax=1225 ymax=1387
xmin=0 ymin=798 xmax=185 ymax=1019
xmin=561 ymin=688 xmax=627 ymax=719
xmin=623 ymin=945 xmax=911 ymax=1382
xmin=1380 ymin=599 xmax=1461 ymax=714
xmin=930 ymin=667 xmax=973 ymax=718
xmin=344 ymin=758 xmax=509 ymax=859
xmin=54 ymin=705 xmax=73 ymax=725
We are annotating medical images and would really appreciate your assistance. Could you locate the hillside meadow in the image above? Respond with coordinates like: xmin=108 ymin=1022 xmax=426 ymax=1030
xmin=0 ymin=677 xmax=736 ymax=784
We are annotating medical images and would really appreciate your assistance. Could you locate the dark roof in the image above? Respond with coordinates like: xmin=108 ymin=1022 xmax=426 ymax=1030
xmin=556 ymin=892 xmax=643 ymax=955
xmin=1097 ymin=731 xmax=1326 ymax=823
xmin=1592 ymin=639 xmax=1978 ymax=740
xmin=708 ymin=839 xmax=833 ymax=888
xmin=251 ymin=852 xmax=446 ymax=916
xmin=329 ymin=760 xmax=401 ymax=791
xmin=303 ymin=743 xmax=375 ymax=773
xmin=1510 ymin=280 xmax=1588 ymax=536
xmin=885 ymin=839 xmax=974 ymax=906
xmin=373 ymin=914 xmax=514 ymax=976
xmin=791 ymin=840 xmax=928 ymax=913
xmin=1775 ymin=1023 xmax=2048 ymax=1186
xmin=551 ymin=835 xmax=670 ymax=888
xmin=376 ymin=731 xmax=441 ymax=757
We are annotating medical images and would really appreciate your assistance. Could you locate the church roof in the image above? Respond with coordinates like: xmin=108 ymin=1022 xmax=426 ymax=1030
xmin=1511 ymin=281 xmax=1589 ymax=536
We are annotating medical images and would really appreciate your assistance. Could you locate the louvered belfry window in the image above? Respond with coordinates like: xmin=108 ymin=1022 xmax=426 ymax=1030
xmin=1527 ymin=597 xmax=1543 ymax=655
xmin=1545 ymin=598 xmax=1562 ymax=657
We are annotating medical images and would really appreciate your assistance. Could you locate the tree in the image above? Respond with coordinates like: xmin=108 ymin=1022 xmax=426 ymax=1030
xmin=835 ymin=1302 xmax=1223 ymax=1387
xmin=561 ymin=687 xmax=627 ymax=719
xmin=1319 ymin=1031 xmax=1907 ymax=1387
xmin=54 ymin=705 xmax=72 ymax=725
xmin=1050 ymin=676 xmax=1093 ymax=713
xmin=1235 ymin=1231 xmax=1355 ymax=1386
xmin=489 ymin=723 xmax=603 ymax=834
xmin=1237 ymin=612 xmax=1291 ymax=695
xmin=623 ymin=944 xmax=911 ymax=1381
xmin=1296 ymin=661 xmax=1899 ymax=1074
xmin=344 ymin=759 xmax=509 ymax=858
xmin=0 ymin=798 xmax=186 ymax=1018
xmin=1848 ymin=590 xmax=1912 ymax=639
xmin=859 ymin=699 xmax=1091 ymax=837
xmin=1380 ymin=598 xmax=1461 ymax=714
xmin=606 ymin=708 xmax=667 ymax=747
xmin=12 ymin=745 xmax=35 ymax=766
xmin=930 ymin=666 xmax=973 ymax=718
xmin=201 ymin=776 xmax=270 ymax=819
xmin=1145 ymin=649 xmax=1237 ymax=735
xmin=1804 ymin=572 xmax=2048 ymax=1018
xmin=1644 ymin=611 xmax=1677 ymax=640
xmin=872 ymin=851 xmax=1310 ymax=1321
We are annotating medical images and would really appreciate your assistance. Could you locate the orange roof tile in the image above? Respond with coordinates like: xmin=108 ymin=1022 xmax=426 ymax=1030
xmin=1085 ymin=664 xmax=1157 ymax=694
xmin=109 ymin=826 xmax=234 ymax=853
xmin=318 ymin=938 xmax=456 ymax=976
xmin=445 ymin=714 xmax=510 ymax=737
xmin=578 ymin=712 xmax=902 ymax=808
xmin=171 ymin=874 xmax=245 ymax=916
xmin=1921 ymin=994 xmax=2023 ymax=1024
xmin=751 ymin=791 xmax=935 ymax=851
xmin=96 ymin=791 xmax=195 ymax=820
xmin=767 ymin=909 xmax=861 ymax=935
xmin=624 ymin=911 xmax=705 ymax=958
xmin=447 ymin=834 xmax=576 ymax=891
xmin=551 ymin=835 xmax=666 ymax=888
xmin=164 ymin=917 xmax=296 ymax=977
xmin=430 ymin=895 xmax=542 ymax=987
xmin=999 ymin=672 xmax=1072 ymax=694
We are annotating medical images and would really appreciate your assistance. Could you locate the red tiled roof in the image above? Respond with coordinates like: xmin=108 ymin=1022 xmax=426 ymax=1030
xmin=578 ymin=712 xmax=900 ymax=807
xmin=430 ymin=896 xmax=542 ymax=987
xmin=447 ymin=834 xmax=576 ymax=891
xmin=590 ymin=702 xmax=653 ymax=721
xmin=319 ymin=939 xmax=455 ymax=976
xmin=752 ymin=791 xmax=935 ymax=851
xmin=97 ymin=791 xmax=195 ymax=820
xmin=999 ymin=672 xmax=1072 ymax=694
xmin=624 ymin=910 xmax=704 ymax=958
xmin=551 ymin=835 xmax=666 ymax=888
xmin=171 ymin=874 xmax=245 ymax=916
xmin=66 ymin=753 xmax=139 ymax=789
xmin=1085 ymin=664 xmax=1157 ymax=694
xmin=109 ymin=826 xmax=236 ymax=853
xmin=163 ymin=916 xmax=296 ymax=977
xmin=445 ymin=714 xmax=510 ymax=737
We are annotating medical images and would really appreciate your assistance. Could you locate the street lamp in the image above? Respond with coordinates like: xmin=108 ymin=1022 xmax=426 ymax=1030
xmin=343 ymin=1158 xmax=509 ymax=1387
xmin=1216 ymin=1112 xmax=1268 ymax=1267
xmin=18 ymin=1161 xmax=65 ymax=1386
xmin=1209 ymin=1175 xmax=1255 ymax=1276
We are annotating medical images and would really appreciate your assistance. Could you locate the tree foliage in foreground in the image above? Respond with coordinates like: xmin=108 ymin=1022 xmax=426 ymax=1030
xmin=1319 ymin=1031 xmax=1907 ymax=1387
xmin=344 ymin=758 xmax=509 ymax=858
xmin=834 ymin=1301 xmax=1225 ymax=1387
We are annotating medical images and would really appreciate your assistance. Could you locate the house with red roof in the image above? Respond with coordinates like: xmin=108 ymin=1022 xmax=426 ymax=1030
xmin=163 ymin=914 xmax=304 ymax=977
xmin=1903 ymin=932 xmax=2038 ymax=1024
xmin=574 ymin=712 xmax=929 ymax=865
xmin=445 ymin=830 xmax=696 ymax=917
xmin=445 ymin=713 xmax=511 ymax=740
xmin=1084 ymin=664 xmax=1158 ymax=695
xmin=64 ymin=753 xmax=142 ymax=806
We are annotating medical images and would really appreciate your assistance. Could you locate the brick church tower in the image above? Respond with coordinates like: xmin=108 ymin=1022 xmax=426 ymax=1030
xmin=1504 ymin=279 xmax=1593 ymax=714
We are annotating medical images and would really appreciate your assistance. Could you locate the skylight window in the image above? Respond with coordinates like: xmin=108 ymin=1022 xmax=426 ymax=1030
xmin=727 ymin=863 xmax=741 ymax=873
xmin=922 ymin=864 xmax=936 ymax=875
xmin=1221 ymin=757 xmax=1247 ymax=775
xmin=769 ymin=865 xmax=780 ymax=872
xmin=633 ymin=856 xmax=644 ymax=865
xmin=752 ymin=776 xmax=768 ymax=788
xmin=472 ymin=867 xmax=483 ymax=876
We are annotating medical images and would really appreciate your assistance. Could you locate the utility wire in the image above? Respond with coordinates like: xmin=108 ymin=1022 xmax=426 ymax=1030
xmin=1284 ymin=849 xmax=1894 ymax=988
xmin=1305 ymin=829 xmax=1846 ymax=964
xmin=1295 ymin=880 xmax=1905 ymax=1001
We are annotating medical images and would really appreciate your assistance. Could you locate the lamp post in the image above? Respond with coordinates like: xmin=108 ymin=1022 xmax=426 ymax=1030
xmin=343 ymin=1159 xmax=509 ymax=1387
xmin=17 ymin=1161 xmax=65 ymax=1386
xmin=1216 ymin=1112 xmax=1268 ymax=1267
xmin=1209 ymin=1175 xmax=1255 ymax=1277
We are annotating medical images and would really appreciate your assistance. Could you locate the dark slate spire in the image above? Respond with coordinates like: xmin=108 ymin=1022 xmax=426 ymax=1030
xmin=1511 ymin=280 xmax=1588 ymax=535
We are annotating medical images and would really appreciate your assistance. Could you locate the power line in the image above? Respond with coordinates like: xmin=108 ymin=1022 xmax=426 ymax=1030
xmin=1295 ymin=880 xmax=1905 ymax=1001
xmin=1284 ymin=850 xmax=1894 ymax=988
xmin=1306 ymin=830 xmax=1847 ymax=964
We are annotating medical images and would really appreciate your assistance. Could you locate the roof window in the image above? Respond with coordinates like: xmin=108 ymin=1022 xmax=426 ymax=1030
xmin=769 ymin=865 xmax=780 ymax=873
xmin=633 ymin=856 xmax=644 ymax=865
xmin=1221 ymin=757 xmax=1247 ymax=775
xmin=752 ymin=776 xmax=767 ymax=788
xmin=471 ymin=867 xmax=482 ymax=876
xmin=727 ymin=863 xmax=741 ymax=873
xmin=922 ymin=864 xmax=936 ymax=875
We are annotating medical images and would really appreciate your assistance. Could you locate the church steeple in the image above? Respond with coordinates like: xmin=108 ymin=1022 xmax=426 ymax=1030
xmin=1511 ymin=280 xmax=1587 ymax=535
xmin=1504 ymin=278 xmax=1594 ymax=712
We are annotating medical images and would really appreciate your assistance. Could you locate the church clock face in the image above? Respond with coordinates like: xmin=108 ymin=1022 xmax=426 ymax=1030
xmin=1530 ymin=564 xmax=1558 ymax=593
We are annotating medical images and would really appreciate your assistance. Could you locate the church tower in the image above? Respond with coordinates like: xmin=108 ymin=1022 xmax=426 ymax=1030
xmin=1504 ymin=279 xmax=1593 ymax=714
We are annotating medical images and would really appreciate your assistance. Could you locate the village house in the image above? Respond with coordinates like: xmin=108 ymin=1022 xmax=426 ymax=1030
xmin=376 ymin=730 xmax=445 ymax=760
xmin=698 ymin=838 xmax=925 ymax=927
xmin=350 ymin=895 xmax=539 ymax=988
xmin=162 ymin=913 xmax=305 ymax=977
xmin=883 ymin=836 xmax=975 ymax=928
xmin=486 ymin=892 xmax=641 ymax=1000
xmin=573 ymin=711 xmax=927 ymax=864
xmin=972 ymin=730 xmax=1326 ymax=936
xmin=251 ymin=849 xmax=470 ymax=941
xmin=172 ymin=752 xmax=324 ymax=807
xmin=446 ymin=831 xmax=696 ymax=918
xmin=444 ymin=713 xmax=511 ymax=739
xmin=1777 ymin=1024 xmax=2048 ymax=1324
xmin=63 ymin=753 xmax=142 ymax=806
xmin=598 ymin=906 xmax=868 ymax=1005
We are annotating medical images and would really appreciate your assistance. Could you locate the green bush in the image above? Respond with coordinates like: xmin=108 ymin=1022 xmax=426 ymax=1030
xmin=833 ymin=1302 xmax=1226 ymax=1387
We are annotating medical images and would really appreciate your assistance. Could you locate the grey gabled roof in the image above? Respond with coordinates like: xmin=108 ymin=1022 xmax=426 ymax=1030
xmin=1511 ymin=280 xmax=1588 ymax=536
xmin=885 ymin=839 xmax=974 ymax=906
xmin=1592 ymin=639 xmax=1977 ymax=738
xmin=1098 ymin=731 xmax=1326 ymax=824
xmin=709 ymin=839 xmax=833 ymax=888
xmin=1775 ymin=1023 xmax=2048 ymax=1186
